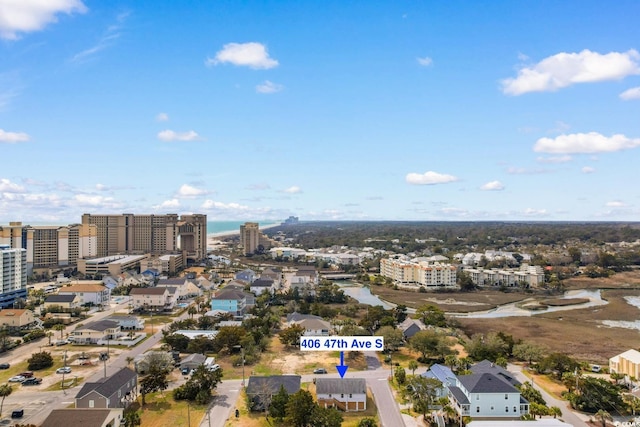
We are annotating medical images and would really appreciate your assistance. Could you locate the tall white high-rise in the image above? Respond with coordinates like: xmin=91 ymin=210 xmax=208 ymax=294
xmin=0 ymin=245 xmax=27 ymax=308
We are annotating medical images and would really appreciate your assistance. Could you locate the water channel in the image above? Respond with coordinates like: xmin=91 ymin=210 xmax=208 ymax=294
xmin=336 ymin=281 xmax=612 ymax=319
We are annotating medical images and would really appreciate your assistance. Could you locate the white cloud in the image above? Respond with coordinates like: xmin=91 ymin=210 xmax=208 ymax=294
xmin=156 ymin=112 xmax=169 ymax=122
xmin=501 ymin=49 xmax=640 ymax=95
xmin=206 ymin=42 xmax=278 ymax=69
xmin=176 ymin=184 xmax=208 ymax=198
xmin=417 ymin=56 xmax=433 ymax=67
xmin=534 ymin=132 xmax=640 ymax=154
xmin=480 ymin=180 xmax=505 ymax=191
xmin=0 ymin=0 xmax=87 ymax=40
xmin=256 ymin=80 xmax=283 ymax=94
xmin=154 ymin=199 xmax=180 ymax=209
xmin=405 ymin=171 xmax=458 ymax=185
xmin=72 ymin=194 xmax=119 ymax=207
xmin=522 ymin=208 xmax=549 ymax=217
xmin=581 ymin=166 xmax=596 ymax=174
xmin=620 ymin=86 xmax=640 ymax=100
xmin=157 ymin=130 xmax=201 ymax=142
xmin=606 ymin=200 xmax=627 ymax=208
xmin=71 ymin=10 xmax=128 ymax=63
xmin=0 ymin=178 xmax=25 ymax=193
xmin=201 ymin=200 xmax=249 ymax=211
xmin=536 ymin=155 xmax=573 ymax=163
xmin=0 ymin=129 xmax=30 ymax=143
xmin=283 ymin=186 xmax=302 ymax=194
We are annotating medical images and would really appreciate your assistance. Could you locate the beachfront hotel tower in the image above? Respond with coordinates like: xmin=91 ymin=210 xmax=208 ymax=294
xmin=239 ymin=222 xmax=275 ymax=255
xmin=0 ymin=245 xmax=27 ymax=308
xmin=81 ymin=213 xmax=207 ymax=262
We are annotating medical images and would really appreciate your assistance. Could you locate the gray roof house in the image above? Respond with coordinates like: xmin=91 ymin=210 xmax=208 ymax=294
xmin=399 ymin=317 xmax=427 ymax=339
xmin=448 ymin=373 xmax=529 ymax=420
xmin=316 ymin=378 xmax=367 ymax=412
xmin=75 ymin=367 xmax=137 ymax=409
xmin=42 ymin=409 xmax=124 ymax=427
xmin=246 ymin=375 xmax=301 ymax=411
xmin=180 ymin=353 xmax=207 ymax=370
xmin=470 ymin=360 xmax=521 ymax=387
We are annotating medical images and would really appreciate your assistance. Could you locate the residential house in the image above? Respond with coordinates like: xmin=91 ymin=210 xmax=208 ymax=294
xmin=156 ymin=278 xmax=201 ymax=300
xmin=422 ymin=364 xmax=457 ymax=398
xmin=285 ymin=312 xmax=323 ymax=324
xmin=129 ymin=287 xmax=175 ymax=311
xmin=173 ymin=330 xmax=219 ymax=340
xmin=250 ymin=278 xmax=275 ymax=296
xmin=180 ymin=353 xmax=207 ymax=370
xmin=470 ymin=360 xmax=522 ymax=388
xmin=105 ymin=314 xmax=144 ymax=330
xmin=289 ymin=267 xmax=319 ymax=295
xmin=467 ymin=421 xmax=574 ymax=427
xmin=41 ymin=409 xmax=124 ymax=427
xmin=448 ymin=373 xmax=529 ymax=419
xmin=316 ymin=378 xmax=367 ymax=412
xmin=235 ymin=269 xmax=256 ymax=283
xmin=399 ymin=317 xmax=427 ymax=339
xmin=297 ymin=318 xmax=331 ymax=336
xmin=246 ymin=375 xmax=301 ymax=411
xmin=75 ymin=367 xmax=138 ymax=409
xmin=133 ymin=351 xmax=174 ymax=375
xmin=0 ymin=309 xmax=39 ymax=329
xmin=44 ymin=294 xmax=79 ymax=311
xmin=260 ymin=268 xmax=282 ymax=288
xmin=211 ymin=288 xmax=247 ymax=317
xmin=58 ymin=282 xmax=111 ymax=307
xmin=610 ymin=349 xmax=640 ymax=379
xmin=71 ymin=320 xmax=121 ymax=345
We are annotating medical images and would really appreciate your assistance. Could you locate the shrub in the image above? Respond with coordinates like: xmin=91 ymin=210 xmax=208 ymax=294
xmin=27 ymin=351 xmax=53 ymax=370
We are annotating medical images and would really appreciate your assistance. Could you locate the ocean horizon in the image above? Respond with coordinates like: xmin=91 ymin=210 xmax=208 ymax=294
xmin=206 ymin=220 xmax=282 ymax=236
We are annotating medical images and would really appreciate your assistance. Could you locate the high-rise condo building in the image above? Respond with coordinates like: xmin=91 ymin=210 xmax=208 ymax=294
xmin=0 ymin=222 xmax=97 ymax=275
xmin=239 ymin=222 xmax=275 ymax=255
xmin=0 ymin=245 xmax=27 ymax=308
xmin=81 ymin=213 xmax=207 ymax=261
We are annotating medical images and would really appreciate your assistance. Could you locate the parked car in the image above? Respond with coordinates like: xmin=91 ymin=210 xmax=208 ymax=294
xmin=56 ymin=367 xmax=72 ymax=374
xmin=8 ymin=375 xmax=26 ymax=382
xmin=0 ymin=363 xmax=9 ymax=369
xmin=55 ymin=340 xmax=68 ymax=346
xmin=181 ymin=368 xmax=192 ymax=376
xmin=207 ymin=364 xmax=220 ymax=372
xmin=313 ymin=368 xmax=327 ymax=374
xmin=11 ymin=409 xmax=24 ymax=419
xmin=19 ymin=371 xmax=34 ymax=378
xmin=22 ymin=378 xmax=42 ymax=386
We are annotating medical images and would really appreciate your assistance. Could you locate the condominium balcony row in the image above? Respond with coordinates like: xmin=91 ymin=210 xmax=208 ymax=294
xmin=379 ymin=258 xmax=458 ymax=288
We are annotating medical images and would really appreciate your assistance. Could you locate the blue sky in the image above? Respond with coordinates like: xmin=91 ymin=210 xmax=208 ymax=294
xmin=1 ymin=0 xmax=639 ymax=223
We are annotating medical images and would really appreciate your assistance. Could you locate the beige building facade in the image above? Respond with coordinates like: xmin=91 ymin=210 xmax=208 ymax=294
xmin=81 ymin=213 xmax=206 ymax=261
xmin=239 ymin=222 xmax=275 ymax=255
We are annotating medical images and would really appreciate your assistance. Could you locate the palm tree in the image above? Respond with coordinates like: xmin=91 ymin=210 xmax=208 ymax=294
xmin=549 ymin=406 xmax=562 ymax=418
xmin=0 ymin=384 xmax=12 ymax=417
xmin=444 ymin=354 xmax=458 ymax=371
xmin=408 ymin=360 xmax=419 ymax=376
xmin=53 ymin=323 xmax=65 ymax=340
xmin=595 ymin=409 xmax=612 ymax=427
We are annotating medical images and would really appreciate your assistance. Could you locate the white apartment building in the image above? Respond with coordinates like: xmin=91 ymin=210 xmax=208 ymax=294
xmin=380 ymin=258 xmax=457 ymax=288
xmin=462 ymin=264 xmax=544 ymax=287
xmin=0 ymin=245 xmax=27 ymax=308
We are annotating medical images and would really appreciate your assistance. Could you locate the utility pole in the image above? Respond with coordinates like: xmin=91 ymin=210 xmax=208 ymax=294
xmin=61 ymin=350 xmax=67 ymax=394
xmin=241 ymin=346 xmax=245 ymax=387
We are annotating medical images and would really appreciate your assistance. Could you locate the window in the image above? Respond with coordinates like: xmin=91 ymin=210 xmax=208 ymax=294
xmin=505 ymin=393 xmax=508 ymax=399
xmin=89 ymin=400 xmax=94 ymax=408
xmin=476 ymin=395 xmax=479 ymax=400
xmin=514 ymin=406 xmax=517 ymax=413
xmin=341 ymin=394 xmax=344 ymax=398
xmin=506 ymin=406 xmax=509 ymax=412
xmin=349 ymin=394 xmax=352 ymax=398
xmin=476 ymin=407 xmax=480 ymax=413
xmin=491 ymin=406 xmax=494 ymax=411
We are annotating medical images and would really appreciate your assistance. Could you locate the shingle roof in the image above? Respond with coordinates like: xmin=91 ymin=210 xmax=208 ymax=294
xmin=251 ymin=278 xmax=274 ymax=287
xmin=458 ymin=373 xmax=518 ymax=394
xmin=470 ymin=360 xmax=521 ymax=387
xmin=75 ymin=367 xmax=136 ymax=399
xmin=41 ymin=409 xmax=116 ymax=427
xmin=59 ymin=284 xmax=107 ymax=293
xmin=130 ymin=287 xmax=167 ymax=295
xmin=449 ymin=386 xmax=470 ymax=405
xmin=286 ymin=312 xmax=322 ymax=323
xmin=45 ymin=294 xmax=76 ymax=303
xmin=246 ymin=375 xmax=301 ymax=395
xmin=422 ymin=364 xmax=456 ymax=385
xmin=316 ymin=378 xmax=366 ymax=395
xmin=77 ymin=319 xmax=119 ymax=332
xmin=158 ymin=278 xmax=192 ymax=286
xmin=0 ymin=309 xmax=29 ymax=317
xmin=213 ymin=288 xmax=246 ymax=300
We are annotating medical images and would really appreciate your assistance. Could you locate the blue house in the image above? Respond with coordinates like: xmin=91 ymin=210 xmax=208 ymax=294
xmin=235 ymin=269 xmax=256 ymax=283
xmin=211 ymin=288 xmax=247 ymax=318
xmin=422 ymin=364 xmax=457 ymax=398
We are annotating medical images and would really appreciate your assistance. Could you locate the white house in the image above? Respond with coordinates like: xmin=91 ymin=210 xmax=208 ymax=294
xmin=448 ymin=373 xmax=529 ymax=419
xmin=316 ymin=378 xmax=367 ymax=412
xmin=58 ymin=282 xmax=111 ymax=306
xmin=250 ymin=278 xmax=275 ymax=295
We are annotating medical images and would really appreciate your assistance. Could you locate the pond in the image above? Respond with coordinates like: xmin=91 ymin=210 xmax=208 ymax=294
xmin=335 ymin=281 xmax=394 ymax=309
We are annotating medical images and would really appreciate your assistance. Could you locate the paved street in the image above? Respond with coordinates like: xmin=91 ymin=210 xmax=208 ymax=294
xmin=509 ymin=363 xmax=590 ymax=427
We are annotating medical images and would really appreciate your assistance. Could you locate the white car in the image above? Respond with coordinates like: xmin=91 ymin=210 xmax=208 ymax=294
xmin=56 ymin=367 xmax=72 ymax=374
xmin=8 ymin=375 xmax=25 ymax=382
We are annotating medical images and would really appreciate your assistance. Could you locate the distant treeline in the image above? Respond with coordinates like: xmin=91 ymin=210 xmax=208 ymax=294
xmin=265 ymin=221 xmax=640 ymax=251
